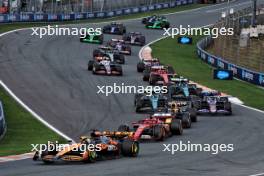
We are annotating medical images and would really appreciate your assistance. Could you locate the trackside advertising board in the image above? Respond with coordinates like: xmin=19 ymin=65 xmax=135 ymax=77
xmin=197 ymin=36 xmax=264 ymax=87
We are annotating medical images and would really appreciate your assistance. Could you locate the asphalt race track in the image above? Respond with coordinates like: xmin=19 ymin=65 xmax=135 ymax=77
xmin=1 ymin=1 xmax=264 ymax=175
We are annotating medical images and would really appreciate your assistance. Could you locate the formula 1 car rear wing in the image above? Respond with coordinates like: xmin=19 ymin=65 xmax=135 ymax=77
xmin=93 ymin=131 xmax=134 ymax=139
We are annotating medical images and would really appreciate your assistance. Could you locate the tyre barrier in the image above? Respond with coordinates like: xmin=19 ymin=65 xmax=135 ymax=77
xmin=197 ymin=36 xmax=264 ymax=87
xmin=0 ymin=0 xmax=193 ymax=23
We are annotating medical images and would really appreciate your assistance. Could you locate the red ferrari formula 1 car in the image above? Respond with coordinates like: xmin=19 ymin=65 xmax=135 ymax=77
xmin=143 ymin=65 xmax=175 ymax=85
xmin=118 ymin=116 xmax=182 ymax=141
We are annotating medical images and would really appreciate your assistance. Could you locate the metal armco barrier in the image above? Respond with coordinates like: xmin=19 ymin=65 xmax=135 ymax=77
xmin=0 ymin=100 xmax=6 ymax=141
xmin=0 ymin=0 xmax=193 ymax=23
xmin=197 ymin=36 xmax=264 ymax=87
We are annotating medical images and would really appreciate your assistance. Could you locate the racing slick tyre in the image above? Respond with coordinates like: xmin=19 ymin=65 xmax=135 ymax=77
xmin=161 ymin=22 xmax=170 ymax=29
xmin=142 ymin=18 xmax=147 ymax=24
xmin=121 ymin=140 xmax=139 ymax=157
xmin=93 ymin=49 xmax=101 ymax=57
xmin=118 ymin=124 xmax=130 ymax=132
xmin=122 ymin=34 xmax=129 ymax=41
xmin=98 ymin=35 xmax=104 ymax=44
xmin=149 ymin=75 xmax=158 ymax=85
xmin=137 ymin=62 xmax=145 ymax=72
xmin=181 ymin=113 xmax=191 ymax=129
xmin=153 ymin=125 xmax=165 ymax=141
xmin=143 ymin=69 xmax=150 ymax=81
xmin=190 ymin=108 xmax=198 ymax=122
xmin=83 ymin=150 xmax=97 ymax=163
xmin=167 ymin=66 xmax=175 ymax=74
xmin=114 ymin=54 xmax=125 ymax=64
xmin=135 ymin=103 xmax=141 ymax=113
xmin=139 ymin=36 xmax=146 ymax=46
xmin=88 ymin=60 xmax=94 ymax=70
xmin=123 ymin=28 xmax=126 ymax=34
xmin=224 ymin=102 xmax=232 ymax=116
xmin=40 ymin=144 xmax=58 ymax=164
xmin=170 ymin=119 xmax=183 ymax=135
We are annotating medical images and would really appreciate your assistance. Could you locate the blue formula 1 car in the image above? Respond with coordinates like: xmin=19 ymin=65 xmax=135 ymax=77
xmin=134 ymin=93 xmax=168 ymax=113
xmin=103 ymin=22 xmax=126 ymax=35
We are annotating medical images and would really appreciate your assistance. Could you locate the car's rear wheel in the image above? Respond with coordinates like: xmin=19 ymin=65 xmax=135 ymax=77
xmin=121 ymin=140 xmax=139 ymax=157
xmin=137 ymin=62 xmax=145 ymax=72
xmin=190 ymin=108 xmax=198 ymax=122
xmin=171 ymin=119 xmax=183 ymax=135
xmin=181 ymin=113 xmax=191 ymax=129
xmin=153 ymin=125 xmax=165 ymax=141
xmin=88 ymin=60 xmax=94 ymax=70
xmin=143 ymin=70 xmax=150 ymax=81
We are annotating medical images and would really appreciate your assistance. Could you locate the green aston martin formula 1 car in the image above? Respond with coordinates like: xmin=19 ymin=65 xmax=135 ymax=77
xmin=144 ymin=16 xmax=170 ymax=29
xmin=80 ymin=32 xmax=104 ymax=44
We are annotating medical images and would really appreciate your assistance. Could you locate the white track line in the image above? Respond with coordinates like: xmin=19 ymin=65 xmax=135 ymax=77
xmin=250 ymin=173 xmax=264 ymax=176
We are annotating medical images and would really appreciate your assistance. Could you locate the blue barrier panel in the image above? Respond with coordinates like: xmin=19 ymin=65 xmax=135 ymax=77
xmin=163 ymin=3 xmax=170 ymax=8
xmin=107 ymin=11 xmax=115 ymax=17
xmin=75 ymin=13 xmax=84 ymax=20
xmin=155 ymin=4 xmax=163 ymax=10
xmin=149 ymin=5 xmax=155 ymax=11
xmin=115 ymin=9 xmax=123 ymax=16
xmin=140 ymin=6 xmax=148 ymax=12
xmin=8 ymin=14 xmax=19 ymax=22
xmin=34 ymin=13 xmax=45 ymax=21
xmin=132 ymin=7 xmax=139 ymax=13
xmin=176 ymin=0 xmax=182 ymax=6
xmin=87 ymin=13 xmax=95 ymax=18
xmin=124 ymin=8 xmax=132 ymax=15
xmin=48 ymin=14 xmax=58 ymax=21
xmin=182 ymin=0 xmax=188 ymax=5
xmin=197 ymin=36 xmax=264 ymax=87
xmin=170 ymin=2 xmax=176 ymax=7
xmin=95 ymin=12 xmax=106 ymax=18
xmin=20 ymin=13 xmax=33 ymax=21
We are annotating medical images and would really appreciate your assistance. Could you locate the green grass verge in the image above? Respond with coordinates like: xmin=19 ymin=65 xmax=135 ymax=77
xmin=151 ymin=36 xmax=264 ymax=110
xmin=0 ymin=87 xmax=65 ymax=156
xmin=0 ymin=4 xmax=206 ymax=34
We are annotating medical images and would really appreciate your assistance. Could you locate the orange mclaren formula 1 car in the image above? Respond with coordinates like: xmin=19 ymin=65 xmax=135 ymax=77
xmin=33 ymin=131 xmax=139 ymax=164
